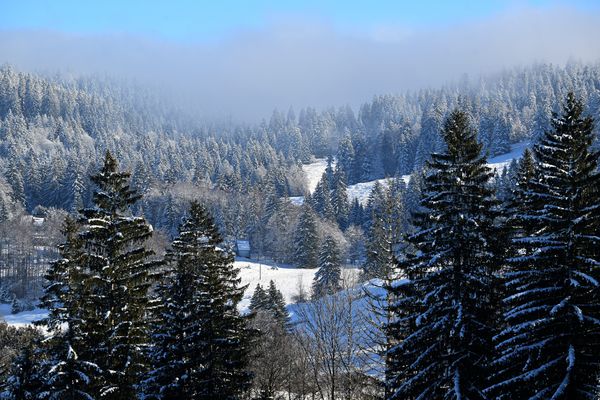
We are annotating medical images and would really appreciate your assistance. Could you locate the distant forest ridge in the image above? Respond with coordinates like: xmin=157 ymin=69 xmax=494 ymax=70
xmin=0 ymin=62 xmax=598 ymax=226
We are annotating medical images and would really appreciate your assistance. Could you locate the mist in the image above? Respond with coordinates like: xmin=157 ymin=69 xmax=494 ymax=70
xmin=0 ymin=5 xmax=599 ymax=121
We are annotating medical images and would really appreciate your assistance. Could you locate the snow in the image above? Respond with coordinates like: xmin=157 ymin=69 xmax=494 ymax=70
xmin=235 ymin=258 xmax=319 ymax=312
xmin=487 ymin=141 xmax=529 ymax=173
xmin=288 ymin=196 xmax=305 ymax=206
xmin=0 ymin=303 xmax=47 ymax=328
xmin=302 ymin=158 xmax=329 ymax=194
xmin=291 ymin=142 xmax=531 ymax=206
xmin=346 ymin=176 xmax=411 ymax=205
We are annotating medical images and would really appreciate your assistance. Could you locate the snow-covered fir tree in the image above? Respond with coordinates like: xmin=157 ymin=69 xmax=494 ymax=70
xmin=293 ymin=203 xmax=319 ymax=269
xmin=331 ymin=164 xmax=350 ymax=230
xmin=145 ymin=201 xmax=252 ymax=400
xmin=266 ymin=280 xmax=290 ymax=327
xmin=386 ymin=109 xmax=503 ymax=399
xmin=38 ymin=326 xmax=100 ymax=400
xmin=490 ymin=93 xmax=600 ymax=399
xmin=76 ymin=151 xmax=159 ymax=399
xmin=363 ymin=178 xmax=405 ymax=280
xmin=0 ymin=346 xmax=41 ymax=400
xmin=312 ymin=235 xmax=342 ymax=298
xmin=35 ymin=217 xmax=99 ymax=398
xmin=249 ymin=284 xmax=269 ymax=313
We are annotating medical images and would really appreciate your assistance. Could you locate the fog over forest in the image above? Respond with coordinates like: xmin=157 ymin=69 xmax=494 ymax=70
xmin=1 ymin=5 xmax=599 ymax=120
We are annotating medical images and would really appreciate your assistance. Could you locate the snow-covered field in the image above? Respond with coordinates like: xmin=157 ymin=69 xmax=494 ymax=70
xmin=0 ymin=258 xmax=351 ymax=326
xmin=0 ymin=303 xmax=47 ymax=328
xmin=235 ymin=258 xmax=318 ymax=311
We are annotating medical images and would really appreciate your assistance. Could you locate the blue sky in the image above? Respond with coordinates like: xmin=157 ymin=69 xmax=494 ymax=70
xmin=1 ymin=0 xmax=599 ymax=41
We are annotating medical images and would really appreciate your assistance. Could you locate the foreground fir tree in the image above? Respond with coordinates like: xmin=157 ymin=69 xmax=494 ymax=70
xmin=312 ymin=235 xmax=342 ymax=298
xmin=39 ymin=327 xmax=101 ymax=400
xmin=77 ymin=151 xmax=159 ymax=399
xmin=145 ymin=201 xmax=252 ymax=400
xmin=35 ymin=217 xmax=98 ymax=399
xmin=490 ymin=93 xmax=600 ymax=399
xmin=386 ymin=110 xmax=502 ymax=399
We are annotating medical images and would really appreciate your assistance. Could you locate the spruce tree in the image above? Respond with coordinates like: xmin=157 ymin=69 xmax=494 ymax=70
xmin=293 ymin=204 xmax=319 ymax=269
xmin=38 ymin=326 xmax=100 ymax=400
xmin=36 ymin=217 xmax=98 ymax=399
xmin=1 ymin=346 xmax=41 ymax=400
xmin=363 ymin=179 xmax=404 ymax=280
xmin=266 ymin=280 xmax=290 ymax=327
xmin=77 ymin=151 xmax=158 ymax=399
xmin=331 ymin=165 xmax=350 ymax=230
xmin=312 ymin=236 xmax=342 ymax=298
xmin=386 ymin=109 xmax=502 ymax=399
xmin=249 ymin=284 xmax=269 ymax=313
xmin=146 ymin=201 xmax=252 ymax=400
xmin=490 ymin=93 xmax=600 ymax=399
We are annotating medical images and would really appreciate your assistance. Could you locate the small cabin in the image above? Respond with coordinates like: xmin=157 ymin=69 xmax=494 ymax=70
xmin=235 ymin=240 xmax=251 ymax=258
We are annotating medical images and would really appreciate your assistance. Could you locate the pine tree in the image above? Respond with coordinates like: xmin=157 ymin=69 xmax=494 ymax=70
xmin=249 ymin=282 xmax=289 ymax=328
xmin=146 ymin=201 xmax=252 ymax=400
xmin=312 ymin=236 xmax=342 ymax=298
xmin=312 ymin=173 xmax=334 ymax=221
xmin=293 ymin=204 xmax=319 ymax=269
xmin=387 ymin=109 xmax=502 ymax=399
xmin=490 ymin=93 xmax=600 ymax=399
xmin=363 ymin=180 xmax=405 ymax=280
xmin=77 ymin=151 xmax=158 ymax=399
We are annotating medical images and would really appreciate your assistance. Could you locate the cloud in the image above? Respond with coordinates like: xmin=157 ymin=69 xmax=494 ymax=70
xmin=0 ymin=5 xmax=598 ymax=121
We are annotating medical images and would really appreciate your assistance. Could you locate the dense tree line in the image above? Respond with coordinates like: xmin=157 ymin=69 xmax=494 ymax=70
xmin=386 ymin=93 xmax=600 ymax=399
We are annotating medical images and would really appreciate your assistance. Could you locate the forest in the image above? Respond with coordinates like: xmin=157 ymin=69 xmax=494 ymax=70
xmin=0 ymin=62 xmax=599 ymax=399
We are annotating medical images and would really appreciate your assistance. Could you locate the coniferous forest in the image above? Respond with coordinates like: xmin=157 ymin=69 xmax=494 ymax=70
xmin=0 ymin=4 xmax=600 ymax=399
xmin=0 ymin=62 xmax=599 ymax=399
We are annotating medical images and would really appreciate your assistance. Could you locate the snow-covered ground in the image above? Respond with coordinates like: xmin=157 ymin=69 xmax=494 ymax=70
xmin=487 ymin=141 xmax=529 ymax=173
xmin=0 ymin=258 xmax=354 ymax=326
xmin=235 ymin=258 xmax=318 ymax=311
xmin=0 ymin=303 xmax=47 ymax=328
xmin=303 ymin=158 xmax=329 ymax=194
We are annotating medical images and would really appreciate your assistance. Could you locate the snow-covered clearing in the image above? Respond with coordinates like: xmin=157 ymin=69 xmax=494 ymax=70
xmin=303 ymin=158 xmax=329 ymax=194
xmin=290 ymin=141 xmax=530 ymax=206
xmin=0 ymin=303 xmax=47 ymax=328
xmin=487 ymin=141 xmax=529 ymax=173
xmin=235 ymin=258 xmax=318 ymax=312
xmin=0 ymin=258 xmax=356 ymax=326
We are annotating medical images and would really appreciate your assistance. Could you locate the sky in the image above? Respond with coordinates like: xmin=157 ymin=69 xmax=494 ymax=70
xmin=0 ymin=1 xmax=599 ymax=120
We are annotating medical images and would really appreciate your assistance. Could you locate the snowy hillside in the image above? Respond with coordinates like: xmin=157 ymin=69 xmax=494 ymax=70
xmin=487 ymin=141 xmax=529 ymax=172
xmin=0 ymin=303 xmax=47 ymax=328
xmin=303 ymin=158 xmax=329 ymax=194
xmin=291 ymin=141 xmax=530 ymax=206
